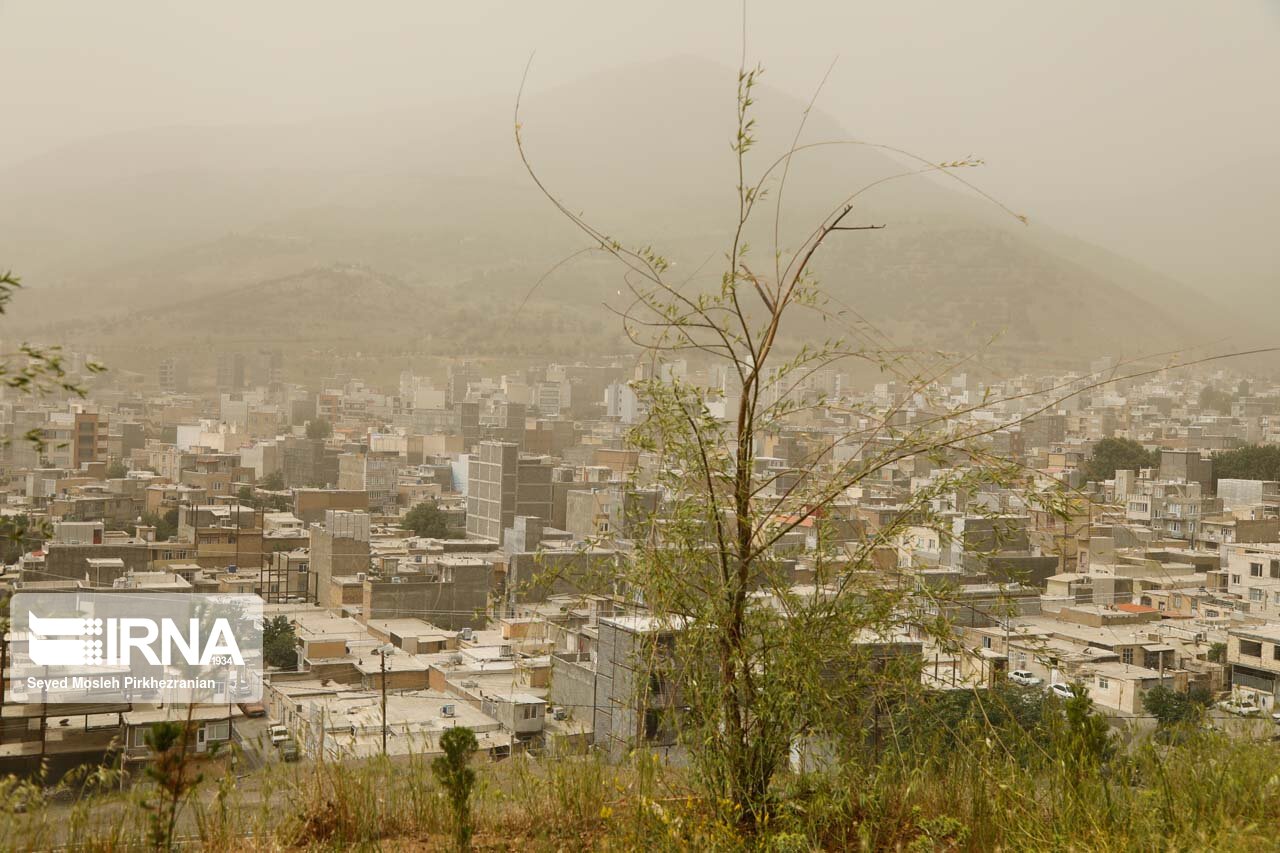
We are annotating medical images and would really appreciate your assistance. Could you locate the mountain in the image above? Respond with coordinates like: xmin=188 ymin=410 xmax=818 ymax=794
xmin=0 ymin=56 xmax=1263 ymax=378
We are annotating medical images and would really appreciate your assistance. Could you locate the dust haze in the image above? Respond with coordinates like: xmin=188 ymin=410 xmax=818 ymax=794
xmin=0 ymin=0 xmax=1276 ymax=374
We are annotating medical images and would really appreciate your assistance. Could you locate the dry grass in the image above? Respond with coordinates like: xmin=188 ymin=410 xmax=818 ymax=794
xmin=3 ymin=728 xmax=1280 ymax=851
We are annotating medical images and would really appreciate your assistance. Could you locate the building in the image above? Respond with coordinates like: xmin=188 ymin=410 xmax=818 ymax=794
xmin=361 ymin=556 xmax=490 ymax=631
xmin=338 ymin=450 xmax=400 ymax=514
xmin=466 ymin=442 xmax=555 ymax=544
xmin=72 ymin=412 xmax=108 ymax=469
xmin=1225 ymin=624 xmax=1280 ymax=712
xmin=311 ymin=510 xmax=372 ymax=607
xmin=1223 ymin=542 xmax=1280 ymax=619
xmin=293 ymin=488 xmax=369 ymax=524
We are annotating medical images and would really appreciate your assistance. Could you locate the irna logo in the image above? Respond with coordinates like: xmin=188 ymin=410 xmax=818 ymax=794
xmin=27 ymin=612 xmax=246 ymax=668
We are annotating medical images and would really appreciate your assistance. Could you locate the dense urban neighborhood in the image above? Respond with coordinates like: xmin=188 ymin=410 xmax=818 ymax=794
xmin=5 ymin=354 xmax=1280 ymax=777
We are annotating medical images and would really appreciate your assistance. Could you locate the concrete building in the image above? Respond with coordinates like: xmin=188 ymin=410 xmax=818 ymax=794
xmin=361 ymin=555 xmax=490 ymax=631
xmin=466 ymin=441 xmax=555 ymax=545
xmin=338 ymin=450 xmax=400 ymax=514
xmin=1223 ymin=542 xmax=1280 ymax=620
xmin=311 ymin=510 xmax=372 ymax=607
xmin=293 ymin=488 xmax=370 ymax=525
xmin=72 ymin=412 xmax=108 ymax=469
xmin=1226 ymin=623 xmax=1280 ymax=711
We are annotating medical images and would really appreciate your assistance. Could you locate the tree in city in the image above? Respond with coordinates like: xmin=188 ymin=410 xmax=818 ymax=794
xmin=260 ymin=470 xmax=286 ymax=491
xmin=432 ymin=725 xmax=479 ymax=852
xmin=1053 ymin=689 xmax=1116 ymax=789
xmin=263 ymin=615 xmax=299 ymax=670
xmin=1207 ymin=642 xmax=1227 ymax=664
xmin=1212 ymin=444 xmax=1280 ymax=489
xmin=141 ymin=715 xmax=202 ymax=852
xmin=403 ymin=500 xmax=459 ymax=539
xmin=135 ymin=509 xmax=179 ymax=541
xmin=306 ymin=419 xmax=332 ymax=440
xmin=106 ymin=459 xmax=129 ymax=479
xmin=1198 ymin=385 xmax=1235 ymax=414
xmin=514 ymin=58 xmax=1092 ymax=834
xmin=1083 ymin=437 xmax=1159 ymax=482
xmin=1142 ymin=684 xmax=1212 ymax=729
xmin=0 ymin=514 xmax=40 ymax=563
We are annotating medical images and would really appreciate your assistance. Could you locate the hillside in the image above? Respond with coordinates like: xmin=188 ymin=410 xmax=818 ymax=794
xmin=0 ymin=57 xmax=1261 ymax=375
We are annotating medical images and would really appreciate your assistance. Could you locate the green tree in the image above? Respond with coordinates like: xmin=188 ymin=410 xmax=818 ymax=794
xmin=516 ymin=59 xmax=1071 ymax=834
xmin=1083 ymin=437 xmax=1159 ymax=482
xmin=432 ymin=726 xmax=478 ymax=852
xmin=106 ymin=459 xmax=128 ymax=479
xmin=0 ymin=514 xmax=40 ymax=563
xmin=263 ymin=615 xmax=298 ymax=670
xmin=1054 ymin=687 xmax=1116 ymax=788
xmin=1198 ymin=385 xmax=1235 ymax=414
xmin=1207 ymin=642 xmax=1227 ymax=664
xmin=141 ymin=718 xmax=202 ymax=851
xmin=1212 ymin=444 xmax=1280 ymax=489
xmin=136 ymin=510 xmax=179 ymax=541
xmin=236 ymin=485 xmax=257 ymax=508
xmin=1141 ymin=684 xmax=1209 ymax=729
xmin=260 ymin=470 xmax=285 ymax=491
xmin=305 ymin=419 xmax=332 ymax=440
xmin=403 ymin=500 xmax=458 ymax=539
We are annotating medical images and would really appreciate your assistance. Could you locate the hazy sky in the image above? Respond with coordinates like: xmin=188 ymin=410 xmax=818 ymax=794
xmin=1 ymin=0 xmax=1276 ymax=292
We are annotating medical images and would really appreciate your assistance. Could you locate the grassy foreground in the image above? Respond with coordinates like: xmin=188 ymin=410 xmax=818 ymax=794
xmin=2 ymin=724 xmax=1279 ymax=852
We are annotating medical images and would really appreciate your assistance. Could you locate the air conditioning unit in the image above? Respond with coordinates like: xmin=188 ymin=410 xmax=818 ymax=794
xmin=356 ymin=572 xmax=366 ymax=582
xmin=391 ymin=576 xmax=402 ymax=584
xmin=552 ymin=707 xmax=567 ymax=721
xmin=460 ymin=628 xmax=474 ymax=641
xmin=499 ymin=644 xmax=514 ymax=658
xmin=441 ymin=704 xmax=456 ymax=718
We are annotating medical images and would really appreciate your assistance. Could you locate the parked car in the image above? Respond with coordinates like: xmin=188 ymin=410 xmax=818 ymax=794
xmin=1217 ymin=698 xmax=1261 ymax=717
xmin=1272 ymin=712 xmax=1280 ymax=725
xmin=1049 ymin=683 xmax=1076 ymax=700
xmin=269 ymin=724 xmax=290 ymax=745
xmin=280 ymin=739 xmax=300 ymax=762
xmin=238 ymin=701 xmax=266 ymax=718
xmin=1008 ymin=670 xmax=1042 ymax=687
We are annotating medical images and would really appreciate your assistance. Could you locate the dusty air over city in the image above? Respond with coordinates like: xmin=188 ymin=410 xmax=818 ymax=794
xmin=0 ymin=2 xmax=1278 ymax=850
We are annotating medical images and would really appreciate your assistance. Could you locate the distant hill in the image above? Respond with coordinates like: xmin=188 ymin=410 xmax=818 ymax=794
xmin=1 ymin=56 xmax=1264 ymax=377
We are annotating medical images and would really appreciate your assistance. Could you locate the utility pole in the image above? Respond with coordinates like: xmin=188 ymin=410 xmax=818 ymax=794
xmin=380 ymin=651 xmax=388 ymax=755
xmin=0 ymin=627 xmax=8 ymax=746
xmin=375 ymin=644 xmax=394 ymax=755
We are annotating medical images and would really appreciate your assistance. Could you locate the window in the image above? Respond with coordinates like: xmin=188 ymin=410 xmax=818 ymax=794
xmin=1097 ymin=677 xmax=1109 ymax=689
xmin=1121 ymin=648 xmax=1134 ymax=665
xmin=1240 ymin=640 xmax=1263 ymax=657
xmin=1251 ymin=562 xmax=1264 ymax=578
xmin=1231 ymin=574 xmax=1241 ymax=585
xmin=205 ymin=721 xmax=231 ymax=742
xmin=982 ymin=637 xmax=992 ymax=649
xmin=1250 ymin=589 xmax=1264 ymax=603
xmin=521 ymin=705 xmax=541 ymax=720
xmin=1272 ymin=560 xmax=1280 ymax=579
xmin=132 ymin=727 xmax=149 ymax=748
xmin=1273 ymin=645 xmax=1280 ymax=662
